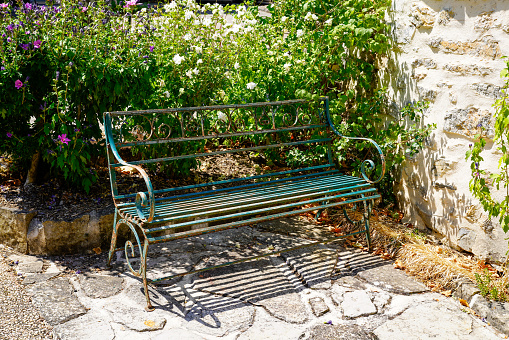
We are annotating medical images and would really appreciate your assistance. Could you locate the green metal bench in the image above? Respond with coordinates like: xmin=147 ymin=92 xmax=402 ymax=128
xmin=103 ymin=97 xmax=385 ymax=311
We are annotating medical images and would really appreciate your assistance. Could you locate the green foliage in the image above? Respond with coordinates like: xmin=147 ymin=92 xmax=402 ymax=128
xmin=475 ymin=269 xmax=508 ymax=302
xmin=466 ymin=61 xmax=509 ymax=235
xmin=0 ymin=0 xmax=433 ymax=200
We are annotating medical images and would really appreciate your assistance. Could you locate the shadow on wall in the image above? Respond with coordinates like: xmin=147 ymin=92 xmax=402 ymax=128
xmin=382 ymin=0 xmax=507 ymax=261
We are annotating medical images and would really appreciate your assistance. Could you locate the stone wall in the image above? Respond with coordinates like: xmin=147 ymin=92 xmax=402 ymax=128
xmin=384 ymin=0 xmax=509 ymax=262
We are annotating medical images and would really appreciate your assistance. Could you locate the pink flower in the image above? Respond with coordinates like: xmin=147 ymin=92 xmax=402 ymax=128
xmin=33 ymin=40 xmax=41 ymax=49
xmin=81 ymin=6 xmax=87 ymax=12
xmin=0 ymin=3 xmax=8 ymax=9
xmin=14 ymin=79 xmax=23 ymax=89
xmin=124 ymin=0 xmax=138 ymax=8
xmin=58 ymin=134 xmax=71 ymax=145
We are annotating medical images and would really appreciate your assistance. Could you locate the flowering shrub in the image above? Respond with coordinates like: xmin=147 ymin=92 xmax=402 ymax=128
xmin=1 ymin=0 xmax=431 ymax=199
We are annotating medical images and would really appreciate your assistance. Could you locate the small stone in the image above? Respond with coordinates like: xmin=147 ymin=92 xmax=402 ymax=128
xmin=309 ymin=297 xmax=330 ymax=317
xmin=54 ymin=313 xmax=115 ymax=340
xmin=342 ymin=291 xmax=377 ymax=318
xmin=105 ymin=303 xmax=166 ymax=332
xmin=457 ymin=228 xmax=476 ymax=253
xmin=18 ymin=261 xmax=43 ymax=274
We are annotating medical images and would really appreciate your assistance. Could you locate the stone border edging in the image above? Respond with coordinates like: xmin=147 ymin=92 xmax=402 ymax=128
xmin=452 ymin=279 xmax=509 ymax=334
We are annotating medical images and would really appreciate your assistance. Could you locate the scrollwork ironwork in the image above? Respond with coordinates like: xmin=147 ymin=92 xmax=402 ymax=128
xmin=324 ymin=98 xmax=386 ymax=184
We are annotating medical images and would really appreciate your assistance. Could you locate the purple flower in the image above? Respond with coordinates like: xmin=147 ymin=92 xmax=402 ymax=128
xmin=25 ymin=76 xmax=30 ymax=82
xmin=149 ymin=45 xmax=154 ymax=52
xmin=7 ymin=37 xmax=11 ymax=42
xmin=324 ymin=320 xmax=332 ymax=325
xmin=58 ymin=134 xmax=71 ymax=145
xmin=477 ymin=123 xmax=482 ymax=128
xmin=20 ymin=44 xmax=29 ymax=51
xmin=6 ymin=132 xmax=12 ymax=138
xmin=56 ymin=71 xmax=60 ymax=80
xmin=27 ymin=134 xmax=31 ymax=137
xmin=0 ymin=66 xmax=4 ymax=71
xmin=475 ymin=162 xmax=479 ymax=169
xmin=76 ymin=270 xmax=81 ymax=274
xmin=6 ymin=24 xmax=13 ymax=31
xmin=33 ymin=40 xmax=41 ymax=49
xmin=25 ymin=3 xmax=32 ymax=10
xmin=14 ymin=79 xmax=23 ymax=89
xmin=74 ymin=128 xmax=80 ymax=132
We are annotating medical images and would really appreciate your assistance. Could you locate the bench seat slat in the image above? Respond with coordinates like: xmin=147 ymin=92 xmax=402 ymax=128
xmin=146 ymin=192 xmax=381 ymax=243
xmin=119 ymin=173 xmax=364 ymax=219
xmin=140 ymin=185 xmax=376 ymax=231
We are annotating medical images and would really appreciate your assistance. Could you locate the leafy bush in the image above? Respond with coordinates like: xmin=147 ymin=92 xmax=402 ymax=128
xmin=0 ymin=0 xmax=433 ymax=201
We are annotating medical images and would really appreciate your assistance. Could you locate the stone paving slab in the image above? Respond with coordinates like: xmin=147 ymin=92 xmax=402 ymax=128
xmin=374 ymin=297 xmax=500 ymax=339
xmin=3 ymin=217 xmax=507 ymax=339
xmin=78 ymin=273 xmax=124 ymax=298
xmin=53 ymin=312 xmax=115 ymax=340
xmin=26 ymin=277 xmax=86 ymax=326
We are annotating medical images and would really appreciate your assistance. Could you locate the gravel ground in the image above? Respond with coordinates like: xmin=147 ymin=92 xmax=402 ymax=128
xmin=0 ymin=255 xmax=54 ymax=340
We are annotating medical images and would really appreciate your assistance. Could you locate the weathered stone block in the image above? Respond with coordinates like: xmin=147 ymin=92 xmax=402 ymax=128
xmin=0 ymin=207 xmax=36 ymax=253
xmin=410 ymin=3 xmax=436 ymax=28
xmin=474 ymin=13 xmax=495 ymax=32
xmin=429 ymin=36 xmax=501 ymax=60
xmin=457 ymin=228 xmax=476 ymax=252
xmin=412 ymin=58 xmax=437 ymax=69
xmin=470 ymin=83 xmax=503 ymax=99
xmin=394 ymin=21 xmax=416 ymax=44
xmin=27 ymin=215 xmax=99 ymax=255
xmin=418 ymin=86 xmax=438 ymax=102
xmin=437 ymin=10 xmax=453 ymax=26
xmin=443 ymin=64 xmax=492 ymax=76
xmin=443 ymin=107 xmax=494 ymax=139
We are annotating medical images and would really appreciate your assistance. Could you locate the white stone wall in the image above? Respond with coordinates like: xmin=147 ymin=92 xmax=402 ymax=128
xmin=384 ymin=0 xmax=509 ymax=262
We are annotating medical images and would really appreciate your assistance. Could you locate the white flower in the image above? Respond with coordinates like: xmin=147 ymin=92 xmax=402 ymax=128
xmin=203 ymin=17 xmax=212 ymax=26
xmin=284 ymin=63 xmax=292 ymax=72
xmin=267 ymin=50 xmax=275 ymax=56
xmin=179 ymin=88 xmax=185 ymax=95
xmin=185 ymin=69 xmax=193 ymax=78
xmin=231 ymin=24 xmax=241 ymax=33
xmin=163 ymin=91 xmax=170 ymax=98
xmin=212 ymin=32 xmax=221 ymax=40
xmin=217 ymin=111 xmax=227 ymax=122
xmin=234 ymin=62 xmax=240 ymax=69
xmin=296 ymin=29 xmax=304 ymax=37
xmin=194 ymin=46 xmax=202 ymax=54
xmin=283 ymin=52 xmax=291 ymax=58
xmin=197 ymin=59 xmax=203 ymax=64
xmin=164 ymin=2 xmax=177 ymax=11
xmin=184 ymin=10 xmax=194 ymax=20
xmin=183 ymin=33 xmax=192 ymax=41
xmin=192 ymin=68 xmax=199 ymax=75
xmin=246 ymin=82 xmax=257 ymax=90
xmin=173 ymin=54 xmax=184 ymax=65
xmin=281 ymin=16 xmax=288 ymax=23
xmin=325 ymin=18 xmax=333 ymax=26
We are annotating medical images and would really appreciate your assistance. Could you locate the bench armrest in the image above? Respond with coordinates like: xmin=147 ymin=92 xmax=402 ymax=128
xmin=104 ymin=113 xmax=155 ymax=223
xmin=324 ymin=102 xmax=386 ymax=184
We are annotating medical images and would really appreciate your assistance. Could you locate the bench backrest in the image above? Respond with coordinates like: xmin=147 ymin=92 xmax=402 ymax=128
xmin=103 ymin=98 xmax=336 ymax=207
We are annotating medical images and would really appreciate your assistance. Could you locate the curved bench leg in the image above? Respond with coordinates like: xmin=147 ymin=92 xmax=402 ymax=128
xmin=107 ymin=211 xmax=119 ymax=267
xmin=141 ymin=239 xmax=154 ymax=312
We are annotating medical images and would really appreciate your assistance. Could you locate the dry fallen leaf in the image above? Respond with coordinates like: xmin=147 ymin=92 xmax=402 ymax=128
xmin=144 ymin=320 xmax=156 ymax=328
xmin=393 ymin=259 xmax=405 ymax=270
xmin=93 ymin=247 xmax=102 ymax=255
xmin=441 ymin=290 xmax=452 ymax=297
xmin=459 ymin=299 xmax=469 ymax=307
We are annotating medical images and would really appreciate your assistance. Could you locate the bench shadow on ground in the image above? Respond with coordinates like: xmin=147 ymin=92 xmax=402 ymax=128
xmin=123 ymin=218 xmax=391 ymax=329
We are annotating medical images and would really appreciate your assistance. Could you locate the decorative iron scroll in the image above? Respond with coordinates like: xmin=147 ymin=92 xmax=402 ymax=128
xmin=323 ymin=98 xmax=386 ymax=184
xmin=107 ymin=100 xmax=326 ymax=146
xmin=116 ymin=218 xmax=147 ymax=277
